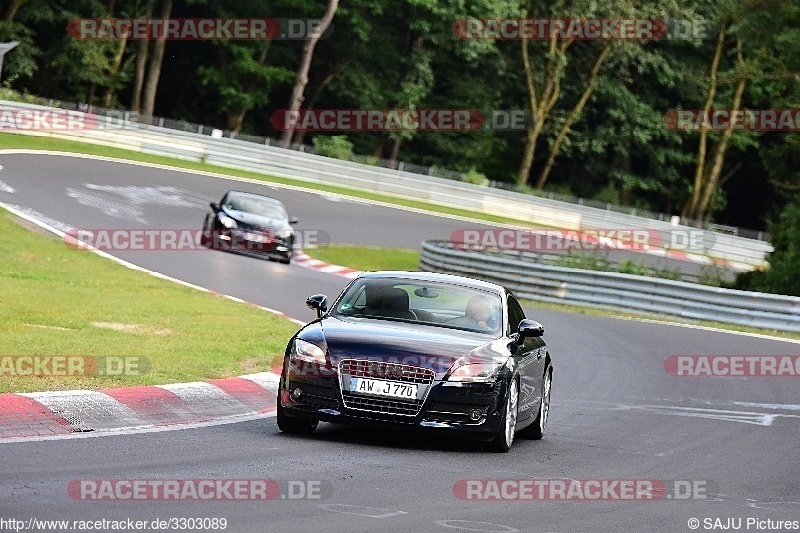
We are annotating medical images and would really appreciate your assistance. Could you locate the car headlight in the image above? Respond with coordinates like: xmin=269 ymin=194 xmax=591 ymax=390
xmin=446 ymin=357 xmax=504 ymax=383
xmin=218 ymin=213 xmax=237 ymax=229
xmin=292 ymin=338 xmax=326 ymax=365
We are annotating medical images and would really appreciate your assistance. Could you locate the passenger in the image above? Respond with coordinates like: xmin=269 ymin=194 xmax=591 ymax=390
xmin=465 ymin=295 xmax=493 ymax=330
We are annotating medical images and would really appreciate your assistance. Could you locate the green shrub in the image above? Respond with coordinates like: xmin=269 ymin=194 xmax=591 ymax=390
xmin=312 ymin=135 xmax=354 ymax=161
xmin=462 ymin=168 xmax=490 ymax=186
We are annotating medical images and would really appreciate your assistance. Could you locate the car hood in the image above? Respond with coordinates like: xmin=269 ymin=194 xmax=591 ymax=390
xmin=302 ymin=315 xmax=510 ymax=378
xmin=223 ymin=209 xmax=289 ymax=231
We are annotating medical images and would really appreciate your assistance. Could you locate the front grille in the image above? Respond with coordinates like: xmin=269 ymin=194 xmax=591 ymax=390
xmin=301 ymin=395 xmax=338 ymax=408
xmin=338 ymin=359 xmax=435 ymax=417
xmin=340 ymin=392 xmax=423 ymax=416
xmin=338 ymin=359 xmax=434 ymax=383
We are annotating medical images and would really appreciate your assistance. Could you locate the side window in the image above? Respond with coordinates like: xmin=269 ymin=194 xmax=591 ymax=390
xmin=506 ymin=295 xmax=526 ymax=335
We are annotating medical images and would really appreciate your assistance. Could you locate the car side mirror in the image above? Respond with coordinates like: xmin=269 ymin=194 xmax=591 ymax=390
xmin=518 ymin=319 xmax=544 ymax=338
xmin=210 ymin=202 xmax=220 ymax=211
xmin=289 ymin=216 xmax=299 ymax=225
xmin=306 ymin=294 xmax=328 ymax=318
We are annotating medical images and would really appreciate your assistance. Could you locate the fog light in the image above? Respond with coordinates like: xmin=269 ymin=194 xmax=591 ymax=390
xmin=291 ymin=387 xmax=303 ymax=400
xmin=469 ymin=409 xmax=482 ymax=421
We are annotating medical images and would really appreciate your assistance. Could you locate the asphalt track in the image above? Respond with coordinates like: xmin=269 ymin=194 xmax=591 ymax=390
xmin=1 ymin=152 xmax=799 ymax=532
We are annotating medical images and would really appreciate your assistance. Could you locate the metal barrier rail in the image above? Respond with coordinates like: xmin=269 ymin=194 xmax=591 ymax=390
xmin=0 ymin=99 xmax=772 ymax=266
xmin=419 ymin=241 xmax=800 ymax=332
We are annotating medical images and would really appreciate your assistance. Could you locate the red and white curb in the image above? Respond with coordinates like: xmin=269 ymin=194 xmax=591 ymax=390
xmin=293 ymin=250 xmax=361 ymax=279
xmin=0 ymin=371 xmax=282 ymax=442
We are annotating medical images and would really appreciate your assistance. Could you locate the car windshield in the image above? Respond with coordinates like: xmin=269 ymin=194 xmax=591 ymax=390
xmin=332 ymin=277 xmax=503 ymax=336
xmin=223 ymin=195 xmax=286 ymax=219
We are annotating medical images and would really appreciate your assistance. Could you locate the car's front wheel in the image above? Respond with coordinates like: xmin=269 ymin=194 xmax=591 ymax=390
xmin=488 ymin=377 xmax=518 ymax=453
xmin=199 ymin=217 xmax=213 ymax=247
xmin=519 ymin=367 xmax=551 ymax=440
xmin=276 ymin=394 xmax=318 ymax=435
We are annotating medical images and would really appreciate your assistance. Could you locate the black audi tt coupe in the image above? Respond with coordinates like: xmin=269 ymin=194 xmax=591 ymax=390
xmin=200 ymin=190 xmax=297 ymax=263
xmin=277 ymin=271 xmax=553 ymax=452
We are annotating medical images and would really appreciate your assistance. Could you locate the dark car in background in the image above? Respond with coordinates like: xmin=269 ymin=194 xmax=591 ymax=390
xmin=277 ymin=271 xmax=553 ymax=452
xmin=200 ymin=190 xmax=297 ymax=263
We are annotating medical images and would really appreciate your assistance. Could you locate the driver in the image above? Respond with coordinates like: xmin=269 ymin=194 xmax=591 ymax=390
xmin=465 ymin=295 xmax=493 ymax=330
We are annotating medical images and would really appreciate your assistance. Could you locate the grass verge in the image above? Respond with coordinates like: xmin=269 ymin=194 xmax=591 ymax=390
xmin=304 ymin=244 xmax=420 ymax=272
xmin=0 ymin=208 xmax=301 ymax=393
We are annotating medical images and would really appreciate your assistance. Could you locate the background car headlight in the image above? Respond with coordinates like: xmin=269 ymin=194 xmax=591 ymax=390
xmin=447 ymin=358 xmax=504 ymax=383
xmin=218 ymin=213 xmax=238 ymax=229
xmin=292 ymin=338 xmax=326 ymax=365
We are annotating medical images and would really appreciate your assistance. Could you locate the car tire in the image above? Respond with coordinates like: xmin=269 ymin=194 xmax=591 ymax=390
xmin=278 ymin=253 xmax=291 ymax=265
xmin=518 ymin=367 xmax=551 ymax=440
xmin=276 ymin=394 xmax=318 ymax=435
xmin=488 ymin=377 xmax=518 ymax=453
xmin=199 ymin=218 xmax=212 ymax=247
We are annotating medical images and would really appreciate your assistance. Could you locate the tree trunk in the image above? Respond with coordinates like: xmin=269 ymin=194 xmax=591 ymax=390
xmin=279 ymin=0 xmax=338 ymax=147
xmin=388 ymin=136 xmax=403 ymax=169
xmin=4 ymin=0 xmax=28 ymax=23
xmin=535 ymin=43 xmax=612 ymax=190
xmin=131 ymin=0 xmax=155 ymax=114
xmin=141 ymin=0 xmax=172 ymax=118
xmin=683 ymin=23 xmax=727 ymax=220
xmin=104 ymin=37 xmax=128 ymax=107
xmin=226 ymin=109 xmax=246 ymax=133
xmin=293 ymin=61 xmax=348 ymax=145
xmin=693 ymin=39 xmax=747 ymax=220
xmin=517 ymin=3 xmax=571 ymax=186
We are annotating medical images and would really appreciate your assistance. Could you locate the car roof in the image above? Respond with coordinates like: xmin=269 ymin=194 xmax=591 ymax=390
xmin=224 ymin=190 xmax=285 ymax=206
xmin=356 ymin=271 xmax=505 ymax=294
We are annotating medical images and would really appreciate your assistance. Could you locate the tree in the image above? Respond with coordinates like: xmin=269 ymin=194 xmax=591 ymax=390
xmin=279 ymin=0 xmax=338 ymax=146
xmin=744 ymin=192 xmax=800 ymax=296
xmin=141 ymin=0 xmax=173 ymax=117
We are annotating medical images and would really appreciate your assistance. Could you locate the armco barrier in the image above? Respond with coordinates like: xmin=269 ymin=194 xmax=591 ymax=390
xmin=419 ymin=241 xmax=800 ymax=332
xmin=0 ymin=100 xmax=771 ymax=266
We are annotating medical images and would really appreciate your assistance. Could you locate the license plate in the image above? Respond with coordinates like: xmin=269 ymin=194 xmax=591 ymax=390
xmin=349 ymin=378 xmax=417 ymax=399
xmin=244 ymin=232 xmax=271 ymax=243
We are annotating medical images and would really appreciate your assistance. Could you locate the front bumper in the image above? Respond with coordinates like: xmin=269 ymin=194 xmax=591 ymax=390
xmin=212 ymin=228 xmax=292 ymax=258
xmin=279 ymin=361 xmax=508 ymax=440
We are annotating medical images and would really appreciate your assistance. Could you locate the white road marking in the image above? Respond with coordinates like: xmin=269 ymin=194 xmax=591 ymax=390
xmin=610 ymin=315 xmax=800 ymax=345
xmin=435 ymin=520 xmax=518 ymax=533
xmin=583 ymin=401 xmax=800 ymax=426
xmin=84 ymin=183 xmax=208 ymax=207
xmin=66 ymin=187 xmax=147 ymax=223
xmin=318 ymin=504 xmax=408 ymax=518
xmin=747 ymin=500 xmax=800 ymax=511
